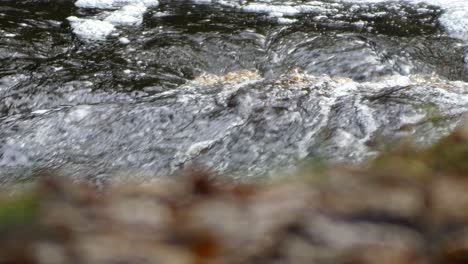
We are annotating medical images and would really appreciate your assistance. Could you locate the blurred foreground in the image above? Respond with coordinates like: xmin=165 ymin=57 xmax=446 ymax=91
xmin=3 ymin=122 xmax=468 ymax=264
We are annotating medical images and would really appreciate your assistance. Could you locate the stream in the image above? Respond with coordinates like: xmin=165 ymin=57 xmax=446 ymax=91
xmin=1 ymin=0 xmax=468 ymax=182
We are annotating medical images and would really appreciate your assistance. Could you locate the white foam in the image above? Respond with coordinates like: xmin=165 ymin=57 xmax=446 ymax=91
xmin=119 ymin=37 xmax=131 ymax=44
xmin=242 ymin=3 xmax=300 ymax=16
xmin=75 ymin=0 xmax=159 ymax=9
xmin=69 ymin=0 xmax=158 ymax=41
xmin=277 ymin=17 xmax=298 ymax=24
xmin=438 ymin=7 xmax=468 ymax=40
xmin=104 ymin=4 xmax=147 ymax=26
xmin=67 ymin=16 xmax=115 ymax=41
xmin=75 ymin=0 xmax=121 ymax=9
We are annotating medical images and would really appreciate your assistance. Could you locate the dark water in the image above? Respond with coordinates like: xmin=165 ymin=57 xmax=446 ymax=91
xmin=0 ymin=0 xmax=468 ymax=183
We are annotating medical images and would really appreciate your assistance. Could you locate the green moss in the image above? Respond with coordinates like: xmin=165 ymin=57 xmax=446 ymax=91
xmin=368 ymin=123 xmax=468 ymax=178
xmin=417 ymin=102 xmax=452 ymax=128
xmin=263 ymin=157 xmax=332 ymax=187
xmin=0 ymin=192 xmax=39 ymax=232
xmin=369 ymin=143 xmax=430 ymax=179
xmin=425 ymin=131 xmax=468 ymax=175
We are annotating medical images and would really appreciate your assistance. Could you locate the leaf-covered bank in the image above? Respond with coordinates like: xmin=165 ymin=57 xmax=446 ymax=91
xmin=3 ymin=122 xmax=468 ymax=264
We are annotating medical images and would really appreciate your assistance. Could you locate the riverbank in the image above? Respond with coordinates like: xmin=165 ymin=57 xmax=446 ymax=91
xmin=2 ymin=121 xmax=468 ymax=264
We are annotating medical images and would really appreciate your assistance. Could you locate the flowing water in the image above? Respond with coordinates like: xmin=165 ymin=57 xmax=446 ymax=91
xmin=1 ymin=0 xmax=468 ymax=182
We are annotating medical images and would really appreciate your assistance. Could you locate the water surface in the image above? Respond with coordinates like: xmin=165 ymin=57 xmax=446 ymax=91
xmin=1 ymin=0 xmax=468 ymax=182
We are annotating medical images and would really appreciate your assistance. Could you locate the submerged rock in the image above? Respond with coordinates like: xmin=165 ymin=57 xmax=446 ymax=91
xmin=0 ymin=71 xmax=468 ymax=182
